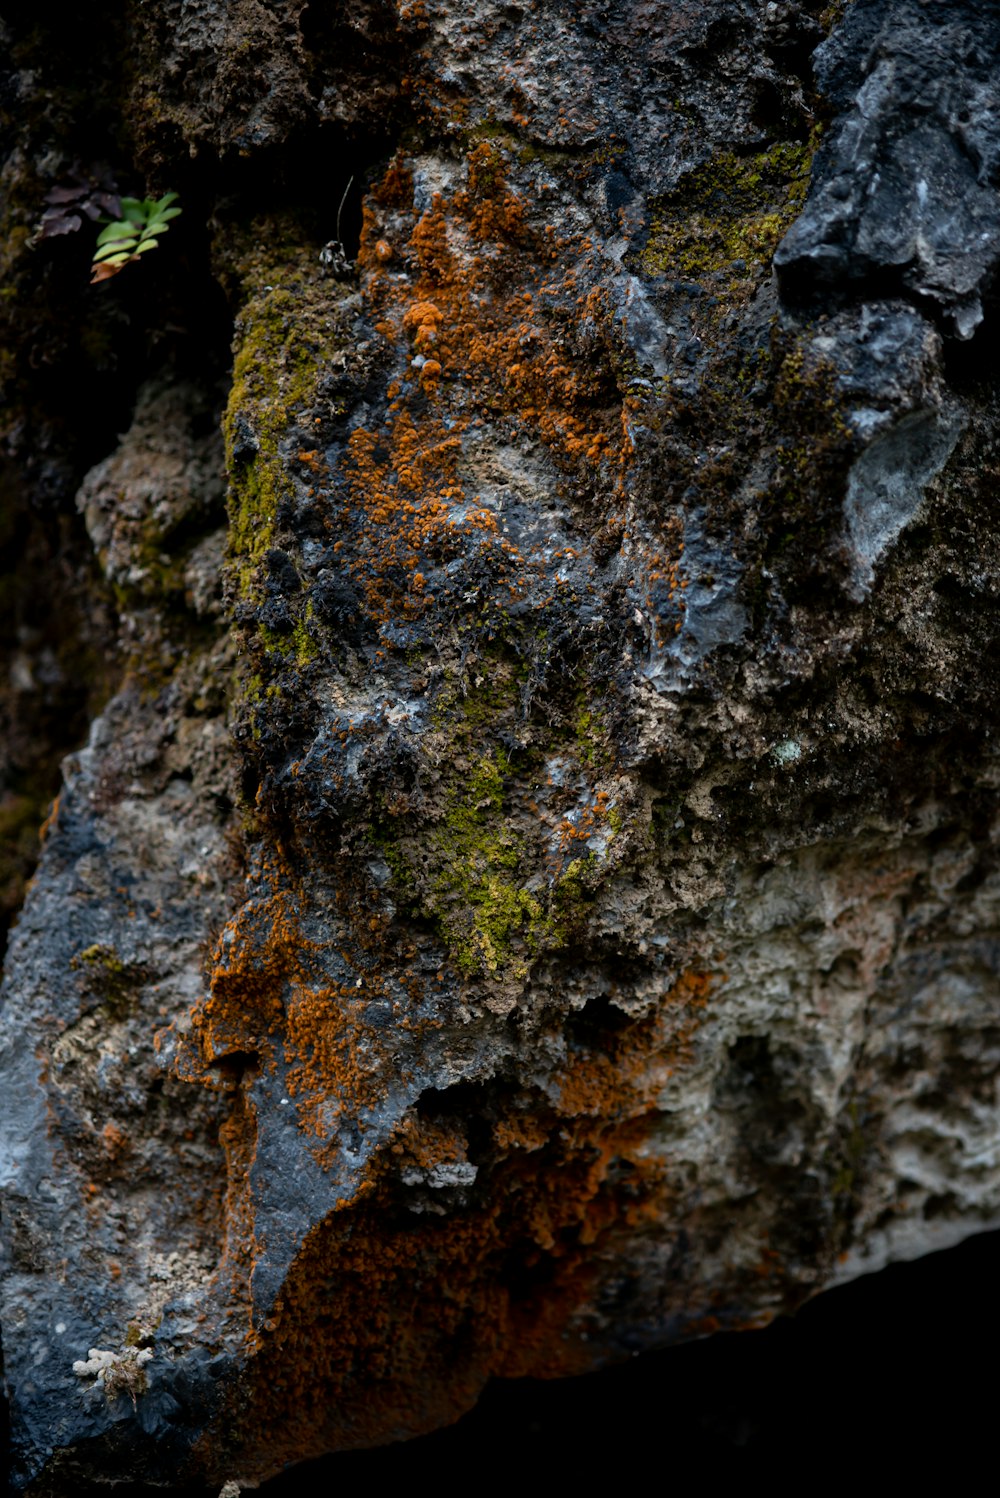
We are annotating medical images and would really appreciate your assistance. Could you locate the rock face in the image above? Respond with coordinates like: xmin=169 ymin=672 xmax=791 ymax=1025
xmin=3 ymin=0 xmax=1000 ymax=1488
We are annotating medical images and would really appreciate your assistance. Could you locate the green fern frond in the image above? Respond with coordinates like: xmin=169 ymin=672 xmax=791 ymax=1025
xmin=91 ymin=192 xmax=181 ymax=283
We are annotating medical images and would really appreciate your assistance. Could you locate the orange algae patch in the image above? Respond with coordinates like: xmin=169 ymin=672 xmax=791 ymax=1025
xmin=557 ymin=970 xmax=714 ymax=1119
xmin=182 ymin=871 xmax=428 ymax=1161
xmin=207 ymin=1099 xmax=675 ymax=1481
xmin=401 ymin=299 xmax=443 ymax=334
xmin=345 ymin=139 xmax=683 ymax=631
xmin=281 ymin=969 xmax=418 ymax=1155
xmin=100 ymin=1121 xmax=129 ymax=1159
xmin=183 ymin=137 xmax=710 ymax=1474
xmin=215 ymin=1090 xmax=260 ymax=1304
xmin=193 ymin=962 xmax=716 ymax=1482
xmin=342 ymin=412 xmax=502 ymax=624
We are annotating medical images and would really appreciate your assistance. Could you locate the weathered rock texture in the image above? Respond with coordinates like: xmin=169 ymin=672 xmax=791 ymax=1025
xmin=3 ymin=0 xmax=1000 ymax=1488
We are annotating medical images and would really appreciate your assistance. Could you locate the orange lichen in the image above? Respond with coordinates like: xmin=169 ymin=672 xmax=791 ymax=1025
xmin=203 ymin=1102 xmax=675 ymax=1482
xmin=100 ymin=1121 xmax=129 ymax=1159
xmin=205 ymin=1085 xmax=274 ymax=1327
xmin=342 ymin=139 xmax=683 ymax=633
xmin=557 ymin=971 xmax=713 ymax=1118
xmin=189 ymin=956 xmax=718 ymax=1482
xmin=39 ymin=792 xmax=61 ymax=843
xmin=342 ymin=413 xmax=501 ymax=623
xmin=181 ymin=859 xmax=434 ymax=1169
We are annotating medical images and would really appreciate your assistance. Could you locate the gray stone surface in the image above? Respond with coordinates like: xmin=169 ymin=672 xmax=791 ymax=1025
xmin=775 ymin=0 xmax=1000 ymax=337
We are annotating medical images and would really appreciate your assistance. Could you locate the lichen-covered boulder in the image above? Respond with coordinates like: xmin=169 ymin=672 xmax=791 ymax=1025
xmin=3 ymin=1 xmax=1000 ymax=1489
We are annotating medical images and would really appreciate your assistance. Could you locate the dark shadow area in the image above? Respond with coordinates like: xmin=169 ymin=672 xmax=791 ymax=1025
xmin=254 ymin=1225 xmax=999 ymax=1487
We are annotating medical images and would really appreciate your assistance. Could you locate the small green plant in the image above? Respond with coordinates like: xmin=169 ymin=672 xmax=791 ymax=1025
xmin=91 ymin=191 xmax=181 ymax=283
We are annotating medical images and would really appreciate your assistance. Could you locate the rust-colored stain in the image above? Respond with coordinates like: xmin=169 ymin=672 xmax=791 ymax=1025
xmin=185 ymin=960 xmax=715 ymax=1478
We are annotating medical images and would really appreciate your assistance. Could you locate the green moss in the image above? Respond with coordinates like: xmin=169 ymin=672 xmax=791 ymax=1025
xmin=454 ymin=873 xmax=545 ymax=977
xmin=464 ymin=118 xmax=517 ymax=148
xmin=225 ymin=289 xmax=312 ymax=597
xmin=639 ymin=133 xmax=821 ymax=289
xmin=71 ymin=943 xmax=146 ymax=1020
xmin=389 ymin=664 xmax=550 ymax=978
xmin=458 ymin=115 xmax=596 ymax=173
xmin=222 ymin=224 xmax=346 ymax=603
xmin=819 ymin=0 xmax=847 ymax=33
xmin=218 ymin=223 xmax=348 ymax=762
xmin=573 ymin=700 xmax=615 ymax=770
xmin=548 ymin=855 xmax=597 ymax=938
xmin=75 ymin=942 xmax=125 ymax=972
xmin=290 ymin=611 xmax=319 ymax=664
xmin=574 ymin=707 xmax=598 ymax=766
xmin=429 ymin=654 xmax=526 ymax=732
xmin=425 ymin=755 xmax=619 ymax=977
xmin=377 ymin=832 xmax=419 ymax=900
xmin=258 ymin=606 xmax=319 ymax=667
xmin=426 ymin=748 xmax=548 ymax=977
xmin=377 ymin=658 xmax=626 ymax=980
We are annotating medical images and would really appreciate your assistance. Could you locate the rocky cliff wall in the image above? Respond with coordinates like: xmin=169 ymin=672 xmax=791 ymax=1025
xmin=3 ymin=1 xmax=1000 ymax=1489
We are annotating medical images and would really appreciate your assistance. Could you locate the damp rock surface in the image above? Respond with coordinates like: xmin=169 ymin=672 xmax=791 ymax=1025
xmin=3 ymin=1 xmax=1000 ymax=1490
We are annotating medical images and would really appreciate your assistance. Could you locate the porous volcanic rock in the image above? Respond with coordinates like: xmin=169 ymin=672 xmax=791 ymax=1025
xmin=3 ymin=0 xmax=1000 ymax=1489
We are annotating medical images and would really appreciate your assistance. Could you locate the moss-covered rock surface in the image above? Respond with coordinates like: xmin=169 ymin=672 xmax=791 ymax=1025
xmin=4 ymin=0 xmax=1000 ymax=1489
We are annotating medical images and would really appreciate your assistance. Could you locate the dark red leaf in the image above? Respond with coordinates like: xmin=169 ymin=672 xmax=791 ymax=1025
xmin=44 ymin=184 xmax=86 ymax=205
xmin=38 ymin=212 xmax=82 ymax=238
